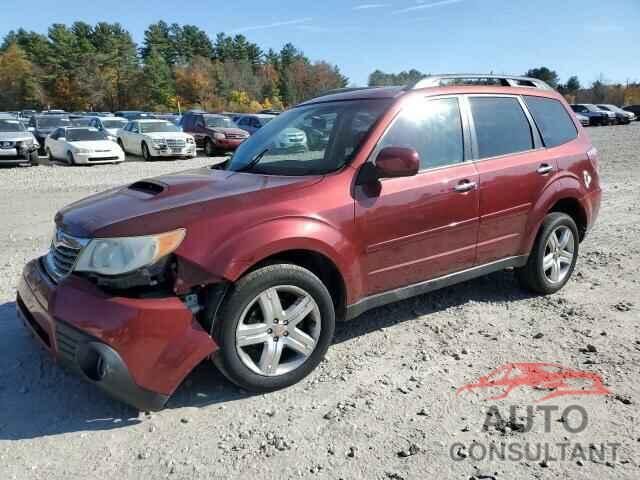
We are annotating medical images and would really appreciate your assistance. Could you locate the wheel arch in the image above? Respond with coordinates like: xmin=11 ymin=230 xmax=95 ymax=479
xmin=522 ymin=176 xmax=589 ymax=254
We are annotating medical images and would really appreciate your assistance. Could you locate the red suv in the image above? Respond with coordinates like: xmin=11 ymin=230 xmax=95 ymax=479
xmin=17 ymin=75 xmax=601 ymax=410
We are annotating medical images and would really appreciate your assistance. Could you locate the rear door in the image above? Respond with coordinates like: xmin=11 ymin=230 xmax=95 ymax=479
xmin=467 ymin=95 xmax=555 ymax=264
xmin=355 ymin=96 xmax=480 ymax=295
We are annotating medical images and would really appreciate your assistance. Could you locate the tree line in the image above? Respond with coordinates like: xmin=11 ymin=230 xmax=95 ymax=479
xmin=368 ymin=66 xmax=640 ymax=106
xmin=0 ymin=21 xmax=349 ymax=113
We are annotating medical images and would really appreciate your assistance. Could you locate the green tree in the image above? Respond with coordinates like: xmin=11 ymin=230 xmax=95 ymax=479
xmin=525 ymin=66 xmax=559 ymax=88
xmin=142 ymin=48 xmax=175 ymax=109
xmin=0 ymin=43 xmax=42 ymax=109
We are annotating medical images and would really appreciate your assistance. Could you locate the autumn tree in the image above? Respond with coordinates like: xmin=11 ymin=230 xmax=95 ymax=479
xmin=0 ymin=43 xmax=42 ymax=109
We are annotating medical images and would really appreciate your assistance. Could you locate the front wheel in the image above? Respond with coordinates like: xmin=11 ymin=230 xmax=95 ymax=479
xmin=142 ymin=142 xmax=152 ymax=161
xmin=204 ymin=138 xmax=216 ymax=157
xmin=213 ymin=264 xmax=335 ymax=392
xmin=67 ymin=151 xmax=76 ymax=165
xmin=117 ymin=139 xmax=126 ymax=154
xmin=516 ymin=212 xmax=579 ymax=295
xmin=28 ymin=150 xmax=39 ymax=166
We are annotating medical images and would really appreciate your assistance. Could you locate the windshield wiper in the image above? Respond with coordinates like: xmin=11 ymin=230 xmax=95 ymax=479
xmin=236 ymin=148 xmax=270 ymax=173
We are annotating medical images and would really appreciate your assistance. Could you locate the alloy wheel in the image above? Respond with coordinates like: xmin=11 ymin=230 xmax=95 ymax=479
xmin=235 ymin=285 xmax=321 ymax=377
xmin=542 ymin=225 xmax=575 ymax=284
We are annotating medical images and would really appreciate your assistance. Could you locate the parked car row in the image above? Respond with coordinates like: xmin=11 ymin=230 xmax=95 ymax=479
xmin=570 ymin=103 xmax=637 ymax=126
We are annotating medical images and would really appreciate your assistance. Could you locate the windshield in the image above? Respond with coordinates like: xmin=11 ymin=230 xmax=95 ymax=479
xmin=36 ymin=117 xmax=71 ymax=128
xmin=0 ymin=119 xmax=26 ymax=132
xmin=598 ymin=105 xmax=622 ymax=113
xmin=66 ymin=128 xmax=108 ymax=142
xmin=140 ymin=121 xmax=180 ymax=133
xmin=71 ymin=118 xmax=92 ymax=127
xmin=227 ymin=99 xmax=391 ymax=176
xmin=102 ymin=119 xmax=128 ymax=129
xmin=206 ymin=116 xmax=237 ymax=128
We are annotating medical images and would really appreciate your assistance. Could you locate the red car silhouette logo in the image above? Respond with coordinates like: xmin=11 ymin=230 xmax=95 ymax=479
xmin=457 ymin=362 xmax=611 ymax=403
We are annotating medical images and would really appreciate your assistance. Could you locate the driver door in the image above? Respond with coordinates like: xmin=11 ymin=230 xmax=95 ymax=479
xmin=355 ymin=96 xmax=480 ymax=295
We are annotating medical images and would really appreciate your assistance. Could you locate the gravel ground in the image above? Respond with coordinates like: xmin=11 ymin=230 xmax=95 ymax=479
xmin=0 ymin=127 xmax=638 ymax=480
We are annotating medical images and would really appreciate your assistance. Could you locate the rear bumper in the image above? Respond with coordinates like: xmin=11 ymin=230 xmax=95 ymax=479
xmin=17 ymin=259 xmax=217 ymax=410
xmin=581 ymin=187 xmax=602 ymax=235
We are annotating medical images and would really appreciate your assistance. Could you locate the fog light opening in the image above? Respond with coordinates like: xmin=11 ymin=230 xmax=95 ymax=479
xmin=78 ymin=345 xmax=108 ymax=382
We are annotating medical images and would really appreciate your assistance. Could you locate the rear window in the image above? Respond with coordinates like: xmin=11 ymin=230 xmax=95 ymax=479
xmin=469 ymin=97 xmax=533 ymax=159
xmin=524 ymin=96 xmax=577 ymax=148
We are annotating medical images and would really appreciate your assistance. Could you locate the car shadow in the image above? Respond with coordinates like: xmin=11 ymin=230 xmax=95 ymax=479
xmin=0 ymin=270 xmax=535 ymax=440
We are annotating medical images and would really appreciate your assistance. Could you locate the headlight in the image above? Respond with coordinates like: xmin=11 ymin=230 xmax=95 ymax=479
xmin=186 ymin=137 xmax=195 ymax=143
xmin=75 ymin=148 xmax=92 ymax=154
xmin=213 ymin=133 xmax=225 ymax=140
xmin=152 ymin=139 xmax=167 ymax=148
xmin=75 ymin=229 xmax=186 ymax=276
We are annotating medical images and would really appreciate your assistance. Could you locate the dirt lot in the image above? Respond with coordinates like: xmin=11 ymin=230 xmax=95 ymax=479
xmin=0 ymin=126 xmax=638 ymax=480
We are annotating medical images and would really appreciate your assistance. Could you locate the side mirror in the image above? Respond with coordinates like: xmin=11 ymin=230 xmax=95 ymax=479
xmin=356 ymin=147 xmax=420 ymax=185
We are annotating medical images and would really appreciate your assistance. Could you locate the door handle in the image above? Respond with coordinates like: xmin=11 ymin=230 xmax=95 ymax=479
xmin=537 ymin=164 xmax=553 ymax=175
xmin=453 ymin=180 xmax=477 ymax=193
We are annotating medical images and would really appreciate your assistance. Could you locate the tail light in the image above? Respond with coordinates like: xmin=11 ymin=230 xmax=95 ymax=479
xmin=587 ymin=147 xmax=599 ymax=174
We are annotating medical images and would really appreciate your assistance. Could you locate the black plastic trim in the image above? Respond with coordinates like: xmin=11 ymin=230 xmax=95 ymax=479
xmin=345 ymin=255 xmax=528 ymax=320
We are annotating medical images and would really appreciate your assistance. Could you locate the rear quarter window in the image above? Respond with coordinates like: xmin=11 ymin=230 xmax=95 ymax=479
xmin=524 ymin=96 xmax=578 ymax=148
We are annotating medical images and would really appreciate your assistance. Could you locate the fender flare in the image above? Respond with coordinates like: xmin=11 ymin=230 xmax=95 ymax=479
xmin=209 ymin=216 xmax=363 ymax=304
xmin=521 ymin=174 xmax=587 ymax=254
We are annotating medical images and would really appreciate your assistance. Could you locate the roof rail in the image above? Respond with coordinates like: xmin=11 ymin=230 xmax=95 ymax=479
xmin=314 ymin=87 xmax=377 ymax=99
xmin=408 ymin=74 xmax=553 ymax=90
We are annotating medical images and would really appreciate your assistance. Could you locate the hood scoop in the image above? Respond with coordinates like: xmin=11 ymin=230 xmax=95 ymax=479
xmin=128 ymin=180 xmax=166 ymax=196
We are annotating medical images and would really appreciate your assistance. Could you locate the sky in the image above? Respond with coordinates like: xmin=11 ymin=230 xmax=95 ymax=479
xmin=0 ymin=0 xmax=638 ymax=87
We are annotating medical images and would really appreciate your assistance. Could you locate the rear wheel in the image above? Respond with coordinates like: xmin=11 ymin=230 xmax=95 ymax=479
xmin=516 ymin=212 xmax=579 ymax=294
xmin=213 ymin=264 xmax=335 ymax=392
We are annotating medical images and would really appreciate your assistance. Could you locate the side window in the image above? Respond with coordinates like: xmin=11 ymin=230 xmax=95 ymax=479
xmin=131 ymin=123 xmax=139 ymax=133
xmin=523 ymin=96 xmax=577 ymax=148
xmin=469 ymin=97 xmax=533 ymax=159
xmin=238 ymin=117 xmax=248 ymax=126
xmin=376 ymin=97 xmax=464 ymax=170
xmin=50 ymin=129 xmax=58 ymax=140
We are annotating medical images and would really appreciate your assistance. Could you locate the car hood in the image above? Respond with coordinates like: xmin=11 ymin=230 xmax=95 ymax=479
xmin=0 ymin=131 xmax=33 ymax=141
xmin=56 ymin=167 xmax=323 ymax=238
xmin=143 ymin=132 xmax=191 ymax=140
xmin=68 ymin=140 xmax=119 ymax=150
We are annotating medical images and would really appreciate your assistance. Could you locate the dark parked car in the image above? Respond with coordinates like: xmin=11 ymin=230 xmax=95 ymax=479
xmin=622 ymin=105 xmax=640 ymax=121
xmin=17 ymin=74 xmax=601 ymax=410
xmin=596 ymin=104 xmax=634 ymax=124
xmin=180 ymin=112 xmax=249 ymax=155
xmin=27 ymin=115 xmax=72 ymax=154
xmin=570 ymin=104 xmax=614 ymax=126
xmin=235 ymin=113 xmax=276 ymax=135
xmin=0 ymin=115 xmax=39 ymax=166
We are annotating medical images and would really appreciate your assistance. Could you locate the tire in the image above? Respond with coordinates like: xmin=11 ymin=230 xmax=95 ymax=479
xmin=28 ymin=150 xmax=39 ymax=166
xmin=204 ymin=138 xmax=216 ymax=157
xmin=142 ymin=142 xmax=152 ymax=161
xmin=213 ymin=264 xmax=335 ymax=392
xmin=117 ymin=139 xmax=126 ymax=154
xmin=67 ymin=151 xmax=76 ymax=165
xmin=516 ymin=212 xmax=579 ymax=295
xmin=45 ymin=147 xmax=53 ymax=161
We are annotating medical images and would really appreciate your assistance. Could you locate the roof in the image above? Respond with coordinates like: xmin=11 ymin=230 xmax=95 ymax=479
xmin=135 ymin=118 xmax=173 ymax=123
xmin=301 ymin=74 xmax=554 ymax=106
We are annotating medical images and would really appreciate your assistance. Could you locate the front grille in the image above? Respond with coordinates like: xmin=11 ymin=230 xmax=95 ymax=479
xmin=166 ymin=139 xmax=186 ymax=148
xmin=43 ymin=229 xmax=88 ymax=283
xmin=89 ymin=156 xmax=119 ymax=162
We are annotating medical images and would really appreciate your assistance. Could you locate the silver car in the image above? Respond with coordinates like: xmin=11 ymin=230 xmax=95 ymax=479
xmin=0 ymin=115 xmax=39 ymax=166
